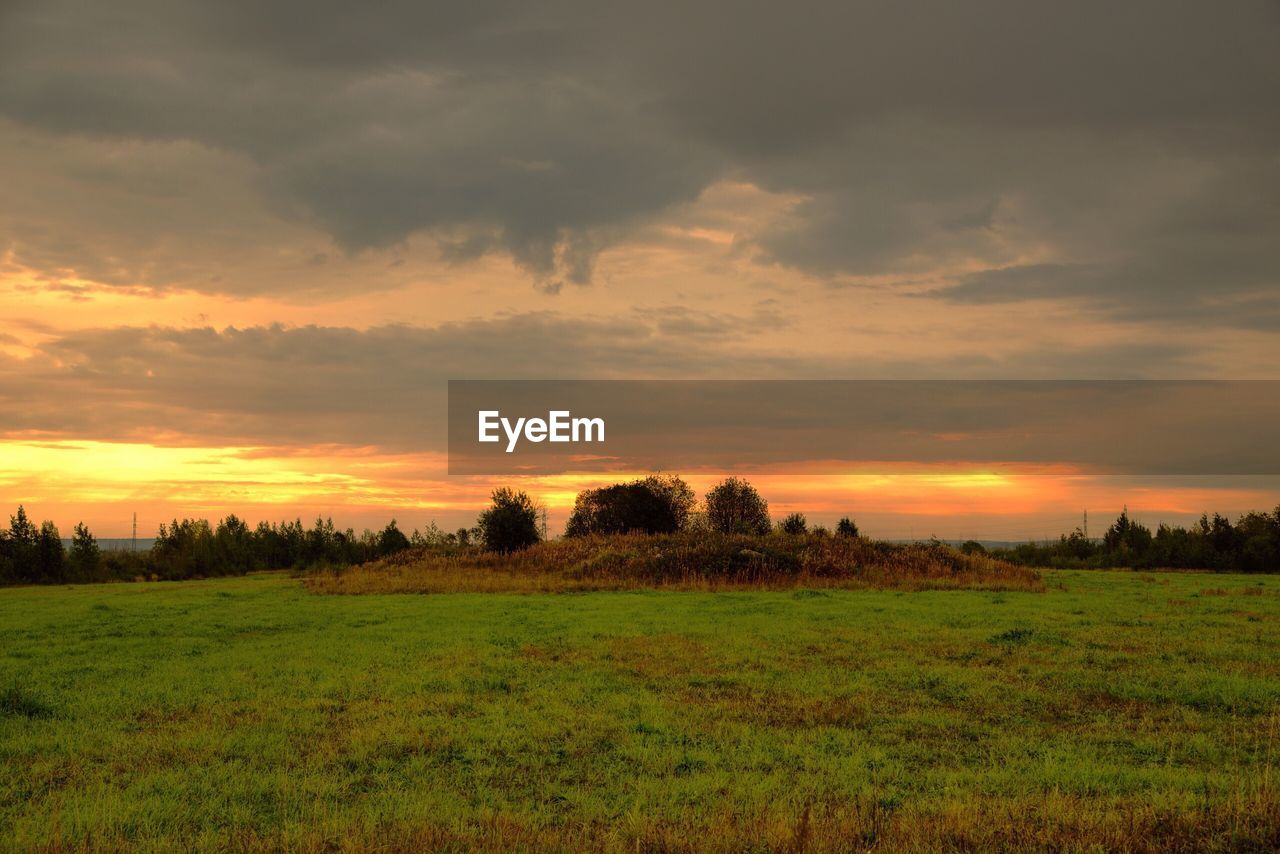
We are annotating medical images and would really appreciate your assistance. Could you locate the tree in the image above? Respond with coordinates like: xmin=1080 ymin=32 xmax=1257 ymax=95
xmin=1103 ymin=507 xmax=1152 ymax=558
xmin=377 ymin=519 xmax=411 ymax=557
xmin=836 ymin=517 xmax=860 ymax=538
xmin=8 ymin=505 xmax=37 ymax=577
xmin=641 ymin=475 xmax=696 ymax=531
xmin=69 ymin=522 xmax=101 ymax=579
xmin=704 ymin=477 xmax=770 ymax=535
xmin=0 ymin=530 xmax=12 ymax=584
xmin=477 ymin=488 xmax=542 ymax=552
xmin=305 ymin=516 xmax=339 ymax=566
xmin=779 ymin=512 xmax=807 ymax=535
xmin=155 ymin=518 xmax=216 ymax=578
xmin=216 ymin=514 xmax=253 ymax=572
xmin=36 ymin=521 xmax=65 ymax=583
xmin=564 ymin=475 xmax=695 ymax=536
xmin=1058 ymin=527 xmax=1095 ymax=560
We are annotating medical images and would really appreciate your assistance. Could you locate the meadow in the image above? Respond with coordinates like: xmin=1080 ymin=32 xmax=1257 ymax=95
xmin=2 ymin=570 xmax=1279 ymax=851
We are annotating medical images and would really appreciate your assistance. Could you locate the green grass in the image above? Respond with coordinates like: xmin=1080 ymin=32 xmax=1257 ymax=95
xmin=2 ymin=571 xmax=1279 ymax=850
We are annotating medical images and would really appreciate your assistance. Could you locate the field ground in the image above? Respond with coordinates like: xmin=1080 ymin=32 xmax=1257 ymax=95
xmin=2 ymin=570 xmax=1279 ymax=851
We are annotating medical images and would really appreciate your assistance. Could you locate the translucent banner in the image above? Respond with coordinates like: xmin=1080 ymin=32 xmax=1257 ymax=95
xmin=447 ymin=380 xmax=1280 ymax=476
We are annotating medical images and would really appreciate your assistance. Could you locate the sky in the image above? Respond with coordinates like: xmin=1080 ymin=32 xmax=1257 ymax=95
xmin=1 ymin=1 xmax=1278 ymax=539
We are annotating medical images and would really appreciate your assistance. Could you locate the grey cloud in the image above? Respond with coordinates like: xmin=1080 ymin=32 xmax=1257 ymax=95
xmin=0 ymin=315 xmax=1212 ymax=452
xmin=0 ymin=0 xmax=1277 ymax=319
xmin=0 ymin=313 xmax=811 ymax=451
xmin=0 ymin=0 xmax=721 ymax=285
xmin=920 ymin=152 xmax=1280 ymax=327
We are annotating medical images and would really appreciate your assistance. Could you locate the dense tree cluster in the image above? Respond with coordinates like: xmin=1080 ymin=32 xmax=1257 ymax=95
xmin=9 ymin=484 xmax=1278 ymax=586
xmin=0 ymin=506 xmax=418 ymax=585
xmin=993 ymin=507 xmax=1280 ymax=572
xmin=564 ymin=475 xmax=696 ymax=537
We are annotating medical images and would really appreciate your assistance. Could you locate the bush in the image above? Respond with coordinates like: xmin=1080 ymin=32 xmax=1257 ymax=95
xmin=477 ymin=488 xmax=542 ymax=553
xmin=705 ymin=477 xmax=771 ymax=535
xmin=836 ymin=517 xmax=859 ymax=538
xmin=779 ymin=512 xmax=808 ymax=535
xmin=565 ymin=475 xmax=695 ymax=536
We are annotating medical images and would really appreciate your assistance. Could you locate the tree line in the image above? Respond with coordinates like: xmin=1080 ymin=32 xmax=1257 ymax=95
xmin=0 ymin=507 xmax=444 ymax=585
xmin=4 ymin=483 xmax=1278 ymax=584
xmin=982 ymin=506 xmax=1280 ymax=573
xmin=474 ymin=479 xmax=1279 ymax=575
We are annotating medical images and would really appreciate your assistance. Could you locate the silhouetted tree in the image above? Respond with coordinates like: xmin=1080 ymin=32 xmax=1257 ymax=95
xmin=1103 ymin=507 xmax=1151 ymax=557
xmin=8 ymin=505 xmax=37 ymax=574
xmin=377 ymin=519 xmax=411 ymax=557
xmin=69 ymin=522 xmax=101 ymax=580
xmin=1059 ymin=527 xmax=1095 ymax=559
xmin=0 ymin=531 xmax=12 ymax=584
xmin=836 ymin=517 xmax=860 ymax=538
xmin=36 ymin=521 xmax=65 ymax=583
xmin=779 ymin=512 xmax=807 ymax=535
xmin=216 ymin=514 xmax=253 ymax=572
xmin=565 ymin=475 xmax=695 ymax=536
xmin=705 ymin=477 xmax=770 ymax=535
xmin=477 ymin=488 xmax=541 ymax=552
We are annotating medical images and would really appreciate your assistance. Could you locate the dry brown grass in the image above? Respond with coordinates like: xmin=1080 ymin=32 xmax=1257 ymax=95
xmin=305 ymin=533 xmax=1044 ymax=595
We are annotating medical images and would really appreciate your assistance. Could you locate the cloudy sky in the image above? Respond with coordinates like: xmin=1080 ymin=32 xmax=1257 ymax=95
xmin=2 ymin=1 xmax=1278 ymax=538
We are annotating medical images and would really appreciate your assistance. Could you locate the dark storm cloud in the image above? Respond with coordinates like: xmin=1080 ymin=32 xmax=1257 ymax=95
xmin=0 ymin=0 xmax=1277 ymax=315
xmin=0 ymin=0 xmax=721 ymax=285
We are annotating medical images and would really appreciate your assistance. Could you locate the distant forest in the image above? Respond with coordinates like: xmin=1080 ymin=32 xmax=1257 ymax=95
xmin=2 ymin=479 xmax=1279 ymax=585
xmin=984 ymin=506 xmax=1280 ymax=573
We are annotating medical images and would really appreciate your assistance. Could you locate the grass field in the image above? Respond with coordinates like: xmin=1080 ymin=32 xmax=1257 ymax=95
xmin=2 ymin=570 xmax=1279 ymax=851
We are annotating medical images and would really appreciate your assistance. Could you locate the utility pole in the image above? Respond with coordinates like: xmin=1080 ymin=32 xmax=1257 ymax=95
xmin=132 ymin=512 xmax=137 ymax=553
xmin=540 ymin=507 xmax=548 ymax=541
xmin=1083 ymin=509 xmax=1088 ymax=540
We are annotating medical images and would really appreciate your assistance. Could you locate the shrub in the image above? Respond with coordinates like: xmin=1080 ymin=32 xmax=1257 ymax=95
xmin=705 ymin=477 xmax=771 ymax=535
xmin=477 ymin=488 xmax=542 ymax=553
xmin=779 ymin=512 xmax=808 ymax=535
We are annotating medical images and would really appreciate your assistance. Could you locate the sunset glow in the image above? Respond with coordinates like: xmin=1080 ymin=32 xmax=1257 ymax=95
xmin=2 ymin=3 xmax=1277 ymax=543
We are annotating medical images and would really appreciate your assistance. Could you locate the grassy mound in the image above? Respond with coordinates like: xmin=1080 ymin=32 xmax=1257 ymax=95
xmin=306 ymin=533 xmax=1043 ymax=594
